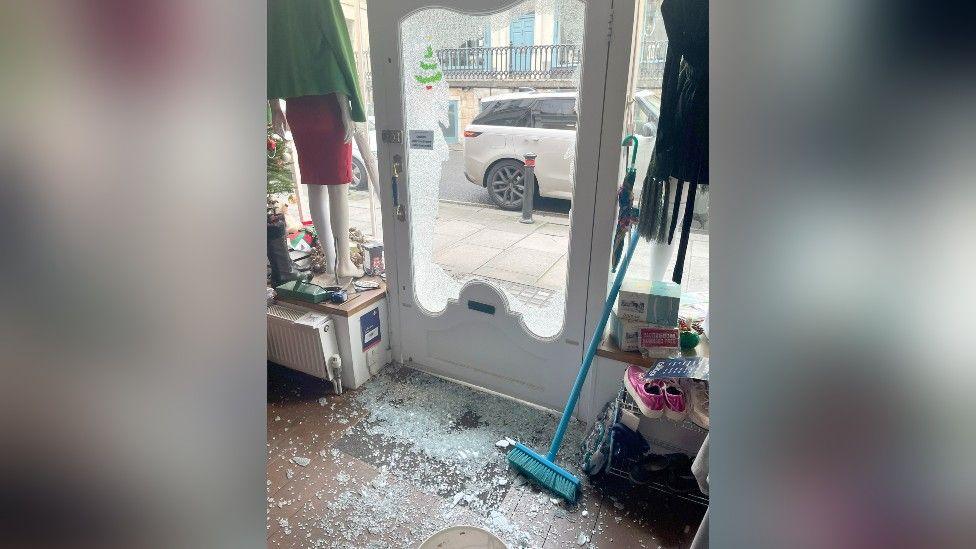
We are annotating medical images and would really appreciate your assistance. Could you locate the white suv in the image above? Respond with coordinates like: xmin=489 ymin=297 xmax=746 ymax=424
xmin=463 ymin=90 xmax=661 ymax=210
xmin=463 ymin=91 xmax=578 ymax=210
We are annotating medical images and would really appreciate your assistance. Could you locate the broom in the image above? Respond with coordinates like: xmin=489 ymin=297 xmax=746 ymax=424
xmin=507 ymin=226 xmax=642 ymax=502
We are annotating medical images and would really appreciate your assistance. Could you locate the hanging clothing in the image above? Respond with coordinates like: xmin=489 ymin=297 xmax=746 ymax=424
xmin=647 ymin=0 xmax=708 ymax=186
xmin=267 ymin=0 xmax=366 ymax=122
xmin=637 ymin=0 xmax=708 ymax=284
xmin=286 ymin=94 xmax=352 ymax=185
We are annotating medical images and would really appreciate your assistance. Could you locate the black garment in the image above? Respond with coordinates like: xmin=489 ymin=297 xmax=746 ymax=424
xmin=637 ymin=0 xmax=708 ymax=284
xmin=267 ymin=217 xmax=299 ymax=286
xmin=648 ymin=0 xmax=708 ymax=186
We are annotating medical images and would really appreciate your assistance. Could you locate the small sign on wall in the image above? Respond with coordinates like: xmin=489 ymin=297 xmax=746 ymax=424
xmin=361 ymin=307 xmax=381 ymax=351
xmin=408 ymin=129 xmax=434 ymax=150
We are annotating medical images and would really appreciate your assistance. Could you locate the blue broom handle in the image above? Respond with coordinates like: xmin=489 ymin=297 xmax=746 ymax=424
xmin=548 ymin=227 xmax=641 ymax=460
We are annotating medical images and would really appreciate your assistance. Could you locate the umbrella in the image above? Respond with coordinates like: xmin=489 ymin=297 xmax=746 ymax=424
xmin=612 ymin=135 xmax=640 ymax=271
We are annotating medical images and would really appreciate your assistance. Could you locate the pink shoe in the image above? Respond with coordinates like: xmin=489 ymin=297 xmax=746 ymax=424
xmin=625 ymin=365 xmax=665 ymax=418
xmin=662 ymin=379 xmax=688 ymax=421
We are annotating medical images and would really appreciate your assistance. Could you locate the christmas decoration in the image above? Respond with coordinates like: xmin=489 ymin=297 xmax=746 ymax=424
xmin=347 ymin=227 xmax=368 ymax=268
xmin=267 ymin=123 xmax=296 ymax=197
xmin=678 ymin=317 xmax=705 ymax=335
xmin=413 ymin=45 xmax=442 ymax=90
xmin=678 ymin=317 xmax=704 ymax=350
xmin=679 ymin=330 xmax=701 ymax=350
xmin=288 ymin=224 xmax=329 ymax=275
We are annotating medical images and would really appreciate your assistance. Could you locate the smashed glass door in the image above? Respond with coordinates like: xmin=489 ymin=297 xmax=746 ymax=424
xmin=400 ymin=0 xmax=585 ymax=339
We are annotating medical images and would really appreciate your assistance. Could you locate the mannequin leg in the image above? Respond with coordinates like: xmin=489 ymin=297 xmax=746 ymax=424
xmin=649 ymin=240 xmax=676 ymax=282
xmin=327 ymin=183 xmax=364 ymax=278
xmin=307 ymin=185 xmax=337 ymax=273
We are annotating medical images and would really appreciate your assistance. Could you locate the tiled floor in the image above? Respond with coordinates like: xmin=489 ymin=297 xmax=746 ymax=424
xmin=268 ymin=362 xmax=706 ymax=548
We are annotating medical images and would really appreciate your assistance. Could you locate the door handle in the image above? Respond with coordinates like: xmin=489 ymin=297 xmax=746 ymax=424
xmin=528 ymin=137 xmax=541 ymax=142
xmin=392 ymin=154 xmax=405 ymax=222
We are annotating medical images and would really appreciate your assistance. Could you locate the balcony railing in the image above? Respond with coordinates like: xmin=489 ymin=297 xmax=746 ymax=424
xmin=636 ymin=40 xmax=667 ymax=86
xmin=437 ymin=44 xmax=581 ymax=81
xmin=435 ymin=41 xmax=668 ymax=87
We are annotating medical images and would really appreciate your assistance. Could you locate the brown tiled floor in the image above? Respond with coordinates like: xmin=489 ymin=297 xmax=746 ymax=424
xmin=267 ymin=363 xmax=705 ymax=548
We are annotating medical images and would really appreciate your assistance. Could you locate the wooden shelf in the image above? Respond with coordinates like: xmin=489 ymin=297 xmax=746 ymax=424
xmin=276 ymin=275 xmax=387 ymax=317
xmin=596 ymin=332 xmax=708 ymax=368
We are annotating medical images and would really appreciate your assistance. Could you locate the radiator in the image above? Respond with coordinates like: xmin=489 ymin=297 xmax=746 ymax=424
xmin=267 ymin=302 xmax=343 ymax=393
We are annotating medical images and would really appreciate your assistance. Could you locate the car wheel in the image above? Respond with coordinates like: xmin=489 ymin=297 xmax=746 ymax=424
xmin=350 ymin=157 xmax=368 ymax=191
xmin=486 ymin=159 xmax=525 ymax=211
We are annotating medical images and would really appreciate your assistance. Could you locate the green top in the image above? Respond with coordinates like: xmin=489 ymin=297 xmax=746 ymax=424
xmin=267 ymin=0 xmax=366 ymax=122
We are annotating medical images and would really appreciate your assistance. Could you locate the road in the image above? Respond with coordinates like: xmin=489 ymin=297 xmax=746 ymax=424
xmin=438 ymin=149 xmax=571 ymax=214
xmin=438 ymin=149 xmax=489 ymax=205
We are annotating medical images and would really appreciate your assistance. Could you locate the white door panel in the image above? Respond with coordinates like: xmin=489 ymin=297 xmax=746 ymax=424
xmin=368 ymin=0 xmax=635 ymax=414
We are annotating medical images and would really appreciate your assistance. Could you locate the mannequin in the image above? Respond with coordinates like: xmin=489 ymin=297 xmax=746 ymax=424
xmin=268 ymin=0 xmax=367 ymax=279
xmin=647 ymin=179 xmax=682 ymax=281
xmin=271 ymin=96 xmax=363 ymax=279
xmin=308 ymin=184 xmax=362 ymax=278
xmin=636 ymin=0 xmax=708 ymax=285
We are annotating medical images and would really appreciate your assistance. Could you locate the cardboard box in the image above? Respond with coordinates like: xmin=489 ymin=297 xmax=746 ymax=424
xmin=617 ymin=279 xmax=681 ymax=326
xmin=637 ymin=415 xmax=708 ymax=455
xmin=610 ymin=310 xmax=652 ymax=352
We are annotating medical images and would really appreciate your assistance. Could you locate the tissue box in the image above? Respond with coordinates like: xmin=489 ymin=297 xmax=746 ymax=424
xmin=617 ymin=279 xmax=680 ymax=326
xmin=610 ymin=310 xmax=653 ymax=352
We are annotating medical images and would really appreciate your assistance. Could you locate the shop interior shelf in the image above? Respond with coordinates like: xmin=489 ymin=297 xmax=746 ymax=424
xmin=598 ymin=389 xmax=709 ymax=507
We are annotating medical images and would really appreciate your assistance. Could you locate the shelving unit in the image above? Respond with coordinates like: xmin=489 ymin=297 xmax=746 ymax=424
xmin=599 ymin=388 xmax=709 ymax=507
xmin=596 ymin=333 xmax=709 ymax=368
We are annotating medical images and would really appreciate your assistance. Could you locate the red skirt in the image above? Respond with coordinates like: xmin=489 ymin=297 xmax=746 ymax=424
xmin=285 ymin=94 xmax=352 ymax=185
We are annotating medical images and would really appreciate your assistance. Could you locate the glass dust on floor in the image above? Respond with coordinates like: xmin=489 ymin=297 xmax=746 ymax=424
xmin=268 ymin=362 xmax=705 ymax=548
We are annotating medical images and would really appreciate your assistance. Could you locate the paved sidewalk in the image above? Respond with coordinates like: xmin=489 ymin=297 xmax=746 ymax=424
xmin=296 ymin=187 xmax=708 ymax=307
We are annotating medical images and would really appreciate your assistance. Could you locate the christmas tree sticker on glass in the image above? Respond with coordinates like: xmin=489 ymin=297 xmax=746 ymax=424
xmin=414 ymin=45 xmax=442 ymax=90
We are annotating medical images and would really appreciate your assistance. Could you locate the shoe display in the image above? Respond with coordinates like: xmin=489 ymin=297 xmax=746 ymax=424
xmin=682 ymin=379 xmax=710 ymax=429
xmin=624 ymin=365 xmax=666 ymax=418
xmin=628 ymin=453 xmax=670 ymax=485
xmin=662 ymin=379 xmax=688 ymax=421
xmin=666 ymin=466 xmax=701 ymax=494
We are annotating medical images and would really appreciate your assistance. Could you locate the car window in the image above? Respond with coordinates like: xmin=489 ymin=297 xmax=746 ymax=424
xmin=534 ymin=98 xmax=577 ymax=130
xmin=472 ymin=99 xmax=534 ymax=127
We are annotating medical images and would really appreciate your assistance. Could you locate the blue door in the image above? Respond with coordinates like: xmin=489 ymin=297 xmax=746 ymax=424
xmin=509 ymin=12 xmax=535 ymax=73
xmin=442 ymin=100 xmax=460 ymax=144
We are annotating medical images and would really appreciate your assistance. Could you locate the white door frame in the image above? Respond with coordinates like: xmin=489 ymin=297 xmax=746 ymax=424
xmin=367 ymin=0 xmax=635 ymax=418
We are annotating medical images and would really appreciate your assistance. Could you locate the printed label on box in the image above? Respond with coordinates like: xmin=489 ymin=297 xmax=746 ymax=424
xmin=360 ymin=307 xmax=381 ymax=351
xmin=639 ymin=326 xmax=679 ymax=348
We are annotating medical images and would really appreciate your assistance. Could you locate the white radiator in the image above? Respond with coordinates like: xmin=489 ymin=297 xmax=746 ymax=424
xmin=267 ymin=302 xmax=343 ymax=393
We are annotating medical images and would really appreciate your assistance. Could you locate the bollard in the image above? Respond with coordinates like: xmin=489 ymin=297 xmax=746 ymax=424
xmin=520 ymin=153 xmax=537 ymax=224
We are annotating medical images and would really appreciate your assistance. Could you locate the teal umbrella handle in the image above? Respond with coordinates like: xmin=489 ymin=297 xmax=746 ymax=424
xmin=621 ymin=135 xmax=639 ymax=170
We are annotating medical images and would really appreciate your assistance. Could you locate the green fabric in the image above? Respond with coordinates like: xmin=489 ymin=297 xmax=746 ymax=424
xmin=268 ymin=0 xmax=366 ymax=122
